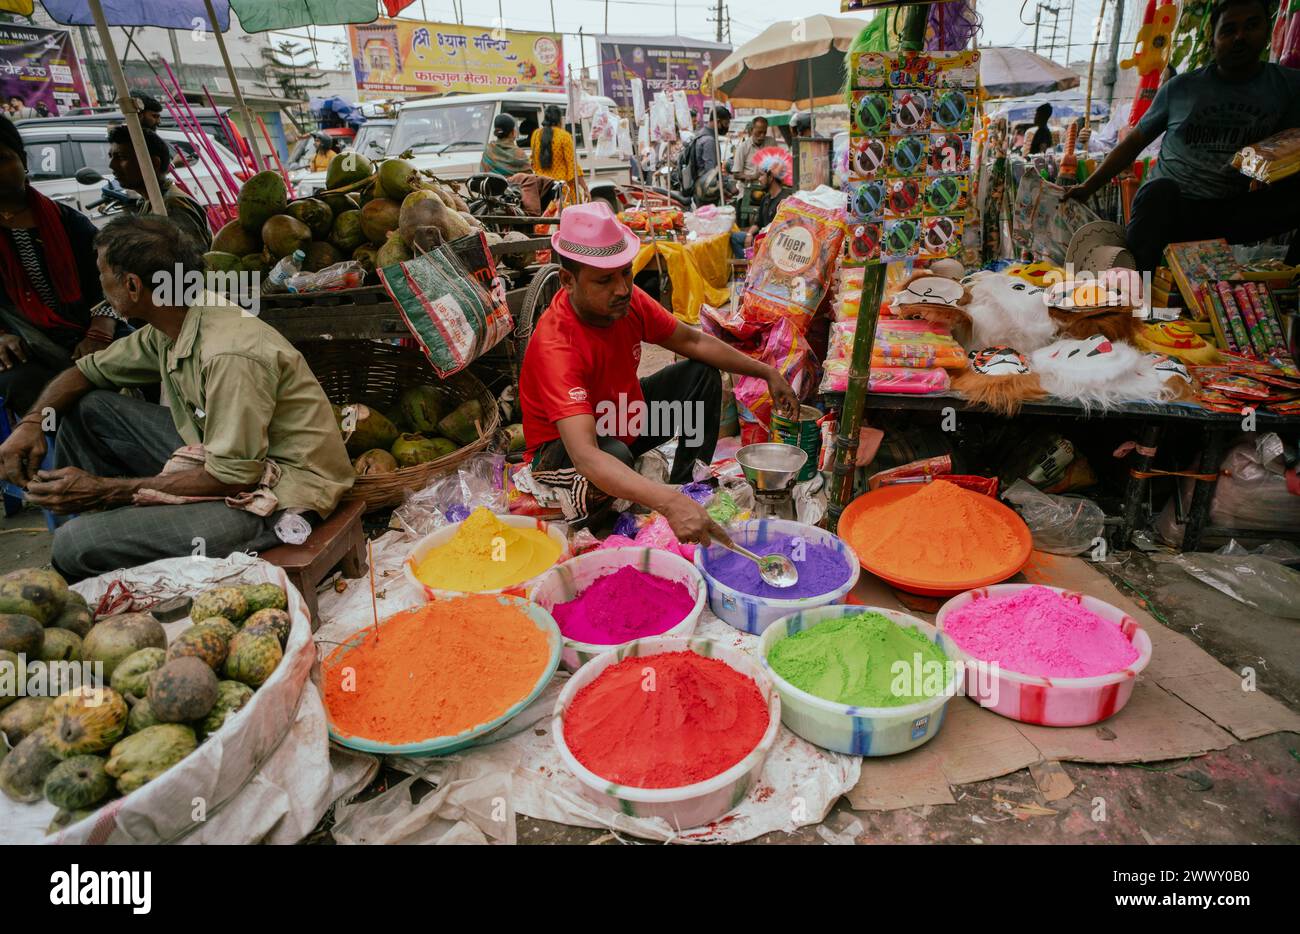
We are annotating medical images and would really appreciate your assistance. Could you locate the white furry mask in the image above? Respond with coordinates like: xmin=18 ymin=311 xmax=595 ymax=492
xmin=1031 ymin=335 xmax=1168 ymax=410
xmin=961 ymin=271 xmax=1058 ymax=353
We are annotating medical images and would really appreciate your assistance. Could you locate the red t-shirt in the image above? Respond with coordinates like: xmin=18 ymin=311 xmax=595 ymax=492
xmin=520 ymin=285 xmax=679 ymax=458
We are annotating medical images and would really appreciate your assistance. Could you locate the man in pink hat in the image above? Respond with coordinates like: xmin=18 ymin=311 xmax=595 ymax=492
xmin=519 ymin=201 xmax=799 ymax=544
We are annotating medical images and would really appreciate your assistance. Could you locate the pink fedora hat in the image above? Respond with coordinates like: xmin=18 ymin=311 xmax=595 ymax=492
xmin=551 ymin=201 xmax=640 ymax=269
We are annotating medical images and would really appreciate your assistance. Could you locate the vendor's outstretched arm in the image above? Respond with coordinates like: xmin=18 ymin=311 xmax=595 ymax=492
xmin=556 ymin=413 xmax=729 ymax=545
xmin=1062 ymin=128 xmax=1150 ymax=201
xmin=660 ymin=322 xmax=799 ymax=416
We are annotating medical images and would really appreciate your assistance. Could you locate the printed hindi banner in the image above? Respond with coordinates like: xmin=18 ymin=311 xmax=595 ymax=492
xmin=597 ymin=35 xmax=731 ymax=120
xmin=348 ymin=18 xmax=564 ymax=98
xmin=0 ymin=24 xmax=93 ymax=117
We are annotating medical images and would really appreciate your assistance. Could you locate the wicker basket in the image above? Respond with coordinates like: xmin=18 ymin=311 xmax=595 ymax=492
xmin=300 ymin=340 xmax=501 ymax=512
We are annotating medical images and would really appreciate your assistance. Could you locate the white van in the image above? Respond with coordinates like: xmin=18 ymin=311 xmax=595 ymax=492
xmin=300 ymin=91 xmax=632 ymax=210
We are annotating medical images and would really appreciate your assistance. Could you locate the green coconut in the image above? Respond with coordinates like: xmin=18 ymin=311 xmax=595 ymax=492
xmin=437 ymin=398 xmax=485 ymax=445
xmin=360 ymin=198 xmax=401 ymax=245
xmin=353 ymin=449 xmax=399 ymax=475
xmin=374 ymin=231 xmax=412 ymax=269
xmin=399 ymin=188 xmax=463 ymax=246
xmin=239 ymin=252 xmax=270 ymax=274
xmin=319 ymin=191 xmax=359 ymax=216
xmin=303 ymin=241 xmax=343 ymax=273
xmin=398 ymin=385 xmax=445 ymax=433
xmin=237 ymin=170 xmax=288 ymax=233
xmin=261 ymin=214 xmax=313 ymax=260
xmin=203 ymin=251 xmax=241 ymax=272
xmin=286 ymin=198 xmax=334 ymax=239
xmin=325 ymin=150 xmax=374 ymax=189
xmin=211 ymin=219 xmax=260 ymax=256
xmin=352 ymin=243 xmax=378 ymax=273
xmin=377 ymin=158 xmax=427 ymax=200
xmin=328 ymin=209 xmax=366 ymax=253
xmin=343 ymin=404 xmax=400 ymax=457
xmin=390 ymin=433 xmax=455 ymax=467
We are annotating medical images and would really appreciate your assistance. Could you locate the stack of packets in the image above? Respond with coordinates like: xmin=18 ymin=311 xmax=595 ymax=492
xmin=821 ymin=316 xmax=965 ymax=394
xmin=1190 ymin=352 xmax=1300 ymax=415
xmin=1202 ymin=279 xmax=1296 ymax=374
xmin=844 ymin=50 xmax=979 ymax=267
xmin=1163 ymin=239 xmax=1239 ymax=321
xmin=1233 ymin=127 xmax=1300 ymax=184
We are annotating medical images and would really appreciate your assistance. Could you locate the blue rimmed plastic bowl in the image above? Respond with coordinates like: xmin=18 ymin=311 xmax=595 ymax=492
xmin=758 ymin=604 xmax=957 ymax=756
xmin=324 ymin=593 xmax=562 ymax=756
xmin=694 ymin=518 xmax=860 ymax=634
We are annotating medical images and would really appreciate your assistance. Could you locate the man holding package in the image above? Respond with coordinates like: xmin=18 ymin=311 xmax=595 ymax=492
xmin=519 ymin=202 xmax=799 ymax=543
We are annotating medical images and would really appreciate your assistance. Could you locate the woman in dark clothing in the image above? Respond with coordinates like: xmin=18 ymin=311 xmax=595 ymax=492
xmin=0 ymin=115 xmax=106 ymax=416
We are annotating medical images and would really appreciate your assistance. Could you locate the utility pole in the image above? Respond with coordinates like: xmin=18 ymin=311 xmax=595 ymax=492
xmin=604 ymin=0 xmax=609 ymax=33
xmin=1033 ymin=6 xmax=1041 ymax=53
xmin=549 ymin=1 xmax=556 ymax=33
xmin=1065 ymin=0 xmax=1075 ymax=66
xmin=1103 ymin=0 xmax=1126 ymax=105
xmin=711 ymin=0 xmax=725 ymax=43
xmin=674 ymin=1 xmax=679 ymax=35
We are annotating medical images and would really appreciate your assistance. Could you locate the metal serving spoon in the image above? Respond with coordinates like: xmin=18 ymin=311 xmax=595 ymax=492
xmin=713 ymin=533 xmax=799 ymax=589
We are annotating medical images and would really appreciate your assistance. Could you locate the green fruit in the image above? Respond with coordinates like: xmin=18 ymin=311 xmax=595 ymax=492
xmin=81 ymin=613 xmax=166 ymax=680
xmin=286 ymin=197 xmax=334 ymax=238
xmin=166 ymin=626 xmax=228 ymax=671
xmin=0 ymin=648 xmax=20 ymax=710
xmin=224 ymin=631 xmax=282 ymax=688
xmin=0 ymin=696 xmax=52 ymax=745
xmin=374 ymin=230 xmax=412 ymax=268
xmin=328 ymin=209 xmax=366 ymax=253
xmin=38 ymin=628 xmax=81 ymax=663
xmin=303 ymin=240 xmax=342 ymax=272
xmin=48 ymin=686 xmax=128 ymax=756
xmin=46 ymin=808 xmax=97 ymax=835
xmin=0 ymin=614 xmax=43 ymax=656
xmin=0 ymin=569 xmax=65 ymax=624
xmin=436 ymin=398 xmax=485 ymax=445
xmin=325 ymin=150 xmax=374 ymax=189
xmin=45 ymin=755 xmax=112 ymax=811
xmin=191 ymin=588 xmax=249 ymax=625
xmin=241 ymin=584 xmax=287 ymax=616
xmin=105 ymin=724 xmax=197 ymax=795
xmin=505 ymin=423 xmax=525 ymax=453
xmin=147 ymin=657 xmax=218 ymax=723
xmin=49 ymin=592 xmax=92 ymax=639
xmin=342 ymin=404 xmax=400 ymax=458
xmin=319 ymin=191 xmax=359 ymax=216
xmin=389 ymin=432 xmax=450 ymax=467
xmin=377 ymin=157 xmax=426 ymax=200
xmin=126 ymin=698 xmax=162 ymax=734
xmin=0 ymin=723 xmax=62 ymax=802
xmin=352 ymin=243 xmax=378 ymax=273
xmin=203 ymin=251 xmax=241 ymax=272
xmin=360 ymin=197 xmax=401 ymax=244
xmin=110 ymin=647 xmax=167 ymax=700
xmin=239 ymin=252 xmax=271 ymax=274
xmin=200 ymin=681 xmax=254 ymax=738
xmin=398 ymin=384 xmax=446 ymax=433
xmin=261 ymin=213 xmax=313 ymax=260
xmin=237 ymin=170 xmax=289 ymax=232
xmin=354 ymin=448 xmax=398 ymax=475
xmin=212 ymin=218 xmax=260 ymax=255
xmin=243 ymin=608 xmax=291 ymax=647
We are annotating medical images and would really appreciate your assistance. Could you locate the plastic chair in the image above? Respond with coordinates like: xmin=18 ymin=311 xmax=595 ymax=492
xmin=0 ymin=398 xmax=64 ymax=531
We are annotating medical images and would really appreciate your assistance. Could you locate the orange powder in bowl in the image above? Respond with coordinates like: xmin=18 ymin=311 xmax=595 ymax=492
xmin=852 ymin=480 xmax=1026 ymax=586
xmin=323 ymin=595 xmax=552 ymax=744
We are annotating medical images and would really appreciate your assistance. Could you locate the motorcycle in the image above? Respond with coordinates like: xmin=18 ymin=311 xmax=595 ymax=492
xmin=75 ymin=167 xmax=139 ymax=217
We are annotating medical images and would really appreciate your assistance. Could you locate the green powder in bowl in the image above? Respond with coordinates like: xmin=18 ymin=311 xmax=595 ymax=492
xmin=767 ymin=611 xmax=949 ymax=707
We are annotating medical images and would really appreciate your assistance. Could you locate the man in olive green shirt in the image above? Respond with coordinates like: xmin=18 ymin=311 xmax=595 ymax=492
xmin=0 ymin=216 xmax=352 ymax=580
xmin=109 ymin=123 xmax=213 ymax=251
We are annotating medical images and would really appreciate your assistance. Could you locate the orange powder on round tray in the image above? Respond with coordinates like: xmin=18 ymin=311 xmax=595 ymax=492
xmin=323 ymin=595 xmax=552 ymax=744
xmin=854 ymin=480 xmax=1022 ymax=584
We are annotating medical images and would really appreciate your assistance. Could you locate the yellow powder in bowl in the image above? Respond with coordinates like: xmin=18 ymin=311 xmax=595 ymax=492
xmin=413 ymin=507 xmax=561 ymax=593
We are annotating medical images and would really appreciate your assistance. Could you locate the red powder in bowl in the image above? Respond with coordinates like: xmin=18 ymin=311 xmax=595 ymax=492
xmin=563 ymin=651 xmax=769 ymax=789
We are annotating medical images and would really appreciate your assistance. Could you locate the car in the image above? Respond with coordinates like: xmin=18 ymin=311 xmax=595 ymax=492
xmin=17 ymin=108 xmax=259 ymax=172
xmin=19 ymin=123 xmax=247 ymax=226
xmin=298 ymin=91 xmax=631 ymax=211
xmin=290 ymin=119 xmax=394 ymax=194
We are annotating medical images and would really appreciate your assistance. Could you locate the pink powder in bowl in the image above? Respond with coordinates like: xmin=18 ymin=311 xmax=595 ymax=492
xmin=551 ymin=566 xmax=696 ymax=645
xmin=941 ymin=585 xmax=1139 ymax=678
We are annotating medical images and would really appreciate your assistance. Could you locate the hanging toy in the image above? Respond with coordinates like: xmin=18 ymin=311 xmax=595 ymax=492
xmin=952 ymin=346 xmax=1047 ymax=415
xmin=1123 ymin=0 xmax=1178 ymax=126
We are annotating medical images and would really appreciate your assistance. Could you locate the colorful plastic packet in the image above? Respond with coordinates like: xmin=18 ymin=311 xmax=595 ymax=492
xmin=1203 ymin=374 xmax=1273 ymax=398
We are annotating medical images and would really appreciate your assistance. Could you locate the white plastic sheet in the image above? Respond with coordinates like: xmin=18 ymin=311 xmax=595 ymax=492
xmin=0 ymin=553 xmax=331 ymax=844
xmin=314 ymin=531 xmax=861 ymax=844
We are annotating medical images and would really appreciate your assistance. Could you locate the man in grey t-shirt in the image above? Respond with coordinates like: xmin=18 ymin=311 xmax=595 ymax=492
xmin=1063 ymin=0 xmax=1300 ymax=271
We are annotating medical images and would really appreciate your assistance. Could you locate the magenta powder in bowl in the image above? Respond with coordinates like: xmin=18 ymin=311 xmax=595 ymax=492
xmin=551 ymin=566 xmax=696 ymax=645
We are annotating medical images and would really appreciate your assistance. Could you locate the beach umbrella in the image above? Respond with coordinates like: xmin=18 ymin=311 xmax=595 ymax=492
xmin=713 ymin=14 xmax=867 ymax=121
xmin=979 ymin=47 xmax=1081 ymax=98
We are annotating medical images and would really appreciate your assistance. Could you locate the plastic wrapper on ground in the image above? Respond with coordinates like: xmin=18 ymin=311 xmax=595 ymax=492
xmin=1003 ymin=479 xmax=1106 ymax=556
xmin=1163 ymin=553 xmax=1300 ymax=619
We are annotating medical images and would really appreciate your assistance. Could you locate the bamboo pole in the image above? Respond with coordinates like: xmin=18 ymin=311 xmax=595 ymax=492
xmin=1084 ymin=0 xmax=1110 ymax=130
xmin=202 ymin=0 xmax=267 ymax=172
xmin=827 ymin=4 xmax=931 ymax=533
xmin=87 ymin=0 xmax=166 ymax=215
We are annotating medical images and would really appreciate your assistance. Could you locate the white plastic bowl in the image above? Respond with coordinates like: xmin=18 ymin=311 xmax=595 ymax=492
xmin=694 ymin=518 xmax=860 ymax=634
xmin=552 ymin=636 xmax=781 ymax=830
xmin=530 ymin=546 xmax=706 ymax=672
xmin=759 ymin=604 xmax=957 ymax=756
xmin=404 ymin=513 xmax=569 ymax=600
xmin=935 ymin=583 xmax=1153 ymax=727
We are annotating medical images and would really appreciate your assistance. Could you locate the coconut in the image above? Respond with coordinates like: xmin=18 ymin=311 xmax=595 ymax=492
xmin=374 ymin=231 xmax=412 ymax=268
xmin=239 ymin=252 xmax=270 ymax=274
xmin=398 ymin=189 xmax=449 ymax=245
xmin=437 ymin=398 xmax=485 ymax=444
xmin=261 ymin=215 xmax=313 ymax=260
xmin=360 ymin=198 xmax=401 ymax=245
xmin=203 ymin=251 xmax=241 ymax=272
xmin=328 ymin=210 xmax=366 ymax=253
xmin=237 ymin=170 xmax=288 ymax=233
xmin=456 ymin=210 xmax=483 ymax=232
xmin=390 ymin=434 xmax=456 ymax=467
xmin=286 ymin=198 xmax=334 ymax=239
xmin=376 ymin=158 xmax=426 ymax=200
xmin=433 ymin=186 xmax=457 ymax=210
xmin=501 ymin=230 xmax=538 ymax=270
xmin=211 ymin=219 xmax=260 ymax=256
xmin=325 ymin=150 xmax=374 ymax=189
xmin=303 ymin=241 xmax=342 ymax=273
xmin=319 ymin=191 xmax=358 ymax=216
xmin=352 ymin=243 xmax=379 ymax=273
xmin=343 ymin=404 xmax=399 ymax=457
xmin=353 ymin=449 xmax=399 ymax=475
xmin=398 ymin=385 xmax=445 ymax=433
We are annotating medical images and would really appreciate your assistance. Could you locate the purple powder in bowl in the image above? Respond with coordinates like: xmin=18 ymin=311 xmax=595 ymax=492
xmin=703 ymin=532 xmax=852 ymax=599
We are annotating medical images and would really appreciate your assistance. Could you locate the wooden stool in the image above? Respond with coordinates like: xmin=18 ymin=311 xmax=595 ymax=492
xmin=262 ymin=499 xmax=367 ymax=629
